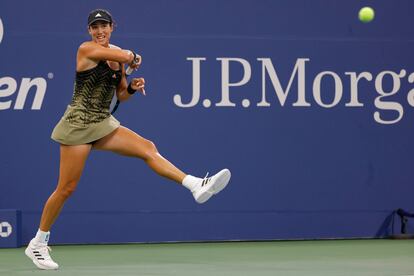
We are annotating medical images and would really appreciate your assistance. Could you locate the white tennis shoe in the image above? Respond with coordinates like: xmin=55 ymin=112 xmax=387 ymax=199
xmin=192 ymin=169 xmax=231 ymax=203
xmin=25 ymin=239 xmax=59 ymax=270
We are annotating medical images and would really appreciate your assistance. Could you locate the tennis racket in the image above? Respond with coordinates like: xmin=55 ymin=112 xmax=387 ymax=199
xmin=109 ymin=64 xmax=133 ymax=114
xmin=110 ymin=57 xmax=144 ymax=114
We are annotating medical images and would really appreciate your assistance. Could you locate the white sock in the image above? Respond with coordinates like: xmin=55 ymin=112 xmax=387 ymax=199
xmin=34 ymin=229 xmax=50 ymax=244
xmin=182 ymin=175 xmax=200 ymax=191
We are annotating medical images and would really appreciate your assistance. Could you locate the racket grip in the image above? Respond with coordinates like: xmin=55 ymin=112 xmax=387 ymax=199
xmin=125 ymin=66 xmax=133 ymax=76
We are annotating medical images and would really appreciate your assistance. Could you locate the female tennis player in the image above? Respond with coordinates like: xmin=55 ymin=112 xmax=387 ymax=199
xmin=25 ymin=9 xmax=231 ymax=270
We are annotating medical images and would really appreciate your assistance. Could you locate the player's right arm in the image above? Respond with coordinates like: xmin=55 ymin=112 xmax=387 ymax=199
xmin=77 ymin=41 xmax=135 ymax=71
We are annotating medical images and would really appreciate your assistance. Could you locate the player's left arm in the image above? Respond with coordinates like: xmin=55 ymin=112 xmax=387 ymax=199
xmin=111 ymin=44 xmax=145 ymax=102
xmin=116 ymin=71 xmax=146 ymax=102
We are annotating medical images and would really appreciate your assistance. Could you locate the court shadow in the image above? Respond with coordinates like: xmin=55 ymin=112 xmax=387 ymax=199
xmin=375 ymin=211 xmax=395 ymax=238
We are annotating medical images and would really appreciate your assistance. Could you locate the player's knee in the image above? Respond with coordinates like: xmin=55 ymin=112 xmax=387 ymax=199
xmin=143 ymin=140 xmax=159 ymax=160
xmin=149 ymin=140 xmax=158 ymax=153
xmin=56 ymin=180 xmax=78 ymax=199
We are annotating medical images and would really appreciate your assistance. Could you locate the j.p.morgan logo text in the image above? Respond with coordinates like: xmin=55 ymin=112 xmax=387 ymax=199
xmin=0 ymin=17 xmax=53 ymax=111
xmin=174 ymin=58 xmax=414 ymax=125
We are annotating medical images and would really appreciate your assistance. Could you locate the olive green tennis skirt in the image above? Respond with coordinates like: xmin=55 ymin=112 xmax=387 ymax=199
xmin=51 ymin=106 xmax=120 ymax=145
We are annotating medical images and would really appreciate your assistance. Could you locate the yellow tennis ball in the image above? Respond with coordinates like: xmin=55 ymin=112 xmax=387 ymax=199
xmin=359 ymin=7 xmax=375 ymax=23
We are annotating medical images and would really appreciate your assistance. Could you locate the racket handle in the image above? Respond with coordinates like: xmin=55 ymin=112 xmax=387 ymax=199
xmin=126 ymin=52 xmax=140 ymax=76
xmin=125 ymin=66 xmax=134 ymax=76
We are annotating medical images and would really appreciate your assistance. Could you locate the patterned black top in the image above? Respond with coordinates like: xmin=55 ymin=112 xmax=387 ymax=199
xmin=66 ymin=61 xmax=122 ymax=126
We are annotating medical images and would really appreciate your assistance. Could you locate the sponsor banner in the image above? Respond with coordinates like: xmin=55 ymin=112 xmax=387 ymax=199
xmin=0 ymin=1 xmax=413 ymax=243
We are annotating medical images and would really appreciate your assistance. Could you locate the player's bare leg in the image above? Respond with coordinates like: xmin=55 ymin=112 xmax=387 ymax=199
xmin=93 ymin=126 xmax=231 ymax=203
xmin=40 ymin=144 xmax=92 ymax=230
xmin=26 ymin=144 xmax=91 ymax=270
xmin=93 ymin=126 xmax=185 ymax=182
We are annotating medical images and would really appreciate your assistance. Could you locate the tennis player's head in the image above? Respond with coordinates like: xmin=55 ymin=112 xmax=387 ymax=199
xmin=87 ymin=9 xmax=114 ymax=46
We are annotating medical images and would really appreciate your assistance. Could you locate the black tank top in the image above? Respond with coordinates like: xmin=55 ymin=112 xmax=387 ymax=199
xmin=66 ymin=61 xmax=122 ymax=126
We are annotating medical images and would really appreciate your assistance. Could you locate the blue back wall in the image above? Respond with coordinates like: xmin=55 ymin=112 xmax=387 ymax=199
xmin=1 ymin=0 xmax=413 ymax=244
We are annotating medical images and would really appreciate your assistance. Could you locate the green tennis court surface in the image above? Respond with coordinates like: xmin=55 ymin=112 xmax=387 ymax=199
xmin=1 ymin=240 xmax=413 ymax=275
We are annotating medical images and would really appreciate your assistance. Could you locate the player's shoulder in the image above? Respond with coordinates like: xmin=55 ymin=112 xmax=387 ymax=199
xmin=78 ymin=41 xmax=98 ymax=52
